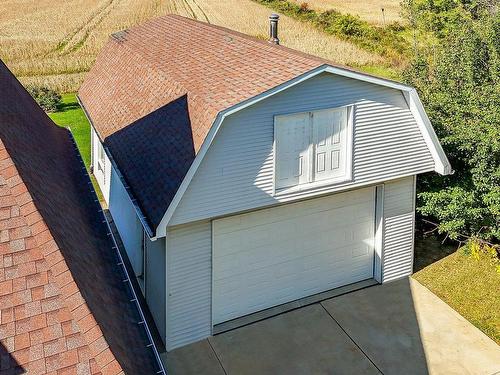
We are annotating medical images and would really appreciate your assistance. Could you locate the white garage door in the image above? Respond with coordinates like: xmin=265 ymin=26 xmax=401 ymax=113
xmin=213 ymin=187 xmax=376 ymax=324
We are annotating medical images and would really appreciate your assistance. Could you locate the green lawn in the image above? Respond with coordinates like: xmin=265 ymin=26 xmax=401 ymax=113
xmin=413 ymin=239 xmax=500 ymax=345
xmin=48 ymin=93 xmax=103 ymax=201
xmin=49 ymin=93 xmax=91 ymax=167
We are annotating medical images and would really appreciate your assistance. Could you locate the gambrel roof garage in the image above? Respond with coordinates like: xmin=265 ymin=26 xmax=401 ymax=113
xmin=79 ymin=15 xmax=451 ymax=351
xmin=79 ymin=14 xmax=450 ymax=238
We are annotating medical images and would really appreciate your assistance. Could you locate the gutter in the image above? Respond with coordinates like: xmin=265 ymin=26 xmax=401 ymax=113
xmin=67 ymin=129 xmax=166 ymax=374
xmin=76 ymin=95 xmax=156 ymax=239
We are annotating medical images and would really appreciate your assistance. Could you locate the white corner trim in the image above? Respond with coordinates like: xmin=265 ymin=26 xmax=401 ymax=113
xmin=374 ymin=184 xmax=384 ymax=283
xmin=406 ymin=89 xmax=453 ymax=176
xmin=155 ymin=65 xmax=451 ymax=237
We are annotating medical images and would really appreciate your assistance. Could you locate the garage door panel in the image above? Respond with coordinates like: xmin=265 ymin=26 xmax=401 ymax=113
xmin=213 ymin=187 xmax=376 ymax=324
xmin=215 ymin=242 xmax=372 ymax=283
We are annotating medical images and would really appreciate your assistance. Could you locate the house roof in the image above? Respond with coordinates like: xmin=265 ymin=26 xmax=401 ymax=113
xmin=78 ymin=15 xmax=451 ymax=236
xmin=78 ymin=14 xmax=332 ymax=230
xmin=0 ymin=61 xmax=161 ymax=374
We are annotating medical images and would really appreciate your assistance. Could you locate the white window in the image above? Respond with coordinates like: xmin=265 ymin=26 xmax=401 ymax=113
xmin=274 ymin=106 xmax=352 ymax=190
xmin=97 ymin=142 xmax=105 ymax=173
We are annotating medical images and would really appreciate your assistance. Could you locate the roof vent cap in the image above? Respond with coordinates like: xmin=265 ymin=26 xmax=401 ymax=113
xmin=269 ymin=14 xmax=280 ymax=45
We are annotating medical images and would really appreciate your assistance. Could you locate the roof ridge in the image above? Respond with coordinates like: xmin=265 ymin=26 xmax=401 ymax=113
xmin=138 ymin=14 xmax=330 ymax=66
xmin=166 ymin=14 xmax=328 ymax=60
xmin=160 ymin=14 xmax=404 ymax=85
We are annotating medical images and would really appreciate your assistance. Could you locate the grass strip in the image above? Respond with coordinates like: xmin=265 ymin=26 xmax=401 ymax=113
xmin=49 ymin=93 xmax=104 ymax=201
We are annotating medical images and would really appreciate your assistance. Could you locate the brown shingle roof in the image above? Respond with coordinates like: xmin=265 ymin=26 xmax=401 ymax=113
xmin=78 ymin=14 xmax=331 ymax=230
xmin=0 ymin=60 xmax=160 ymax=374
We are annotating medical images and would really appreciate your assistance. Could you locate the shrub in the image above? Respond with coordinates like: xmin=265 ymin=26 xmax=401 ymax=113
xmin=330 ymin=14 xmax=367 ymax=37
xmin=386 ymin=21 xmax=405 ymax=32
xmin=460 ymin=238 xmax=500 ymax=273
xmin=26 ymin=85 xmax=62 ymax=112
xmin=255 ymin=0 xmax=408 ymax=59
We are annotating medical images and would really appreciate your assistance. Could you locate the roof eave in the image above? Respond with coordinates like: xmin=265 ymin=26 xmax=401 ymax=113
xmin=156 ymin=65 xmax=452 ymax=237
xmin=76 ymin=94 xmax=157 ymax=239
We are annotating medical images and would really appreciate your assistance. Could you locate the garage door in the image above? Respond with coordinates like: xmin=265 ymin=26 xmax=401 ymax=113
xmin=212 ymin=187 xmax=376 ymax=324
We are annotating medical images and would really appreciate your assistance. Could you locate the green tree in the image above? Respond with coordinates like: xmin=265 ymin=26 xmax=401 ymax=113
xmin=26 ymin=85 xmax=62 ymax=112
xmin=403 ymin=11 xmax=499 ymax=241
xmin=401 ymin=0 xmax=498 ymax=37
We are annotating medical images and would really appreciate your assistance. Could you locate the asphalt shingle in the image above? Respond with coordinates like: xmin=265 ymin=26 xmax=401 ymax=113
xmin=0 ymin=60 xmax=160 ymax=375
xmin=78 ymin=14 xmax=331 ymax=230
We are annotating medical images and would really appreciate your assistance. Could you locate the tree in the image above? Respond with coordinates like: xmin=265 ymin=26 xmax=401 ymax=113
xmin=403 ymin=10 xmax=499 ymax=241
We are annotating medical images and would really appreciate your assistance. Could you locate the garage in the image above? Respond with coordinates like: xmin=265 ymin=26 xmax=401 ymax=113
xmin=212 ymin=187 xmax=377 ymax=325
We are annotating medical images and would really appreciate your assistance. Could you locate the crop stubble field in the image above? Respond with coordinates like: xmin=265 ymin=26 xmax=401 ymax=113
xmin=0 ymin=0 xmax=387 ymax=92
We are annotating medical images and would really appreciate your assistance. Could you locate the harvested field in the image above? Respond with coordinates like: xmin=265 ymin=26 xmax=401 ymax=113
xmin=0 ymin=0 xmax=384 ymax=92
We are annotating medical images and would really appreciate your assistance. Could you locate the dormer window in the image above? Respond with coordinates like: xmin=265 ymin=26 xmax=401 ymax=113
xmin=274 ymin=106 xmax=353 ymax=191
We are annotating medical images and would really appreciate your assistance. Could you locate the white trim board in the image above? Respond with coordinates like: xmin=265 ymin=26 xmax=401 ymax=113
xmin=151 ymin=64 xmax=452 ymax=237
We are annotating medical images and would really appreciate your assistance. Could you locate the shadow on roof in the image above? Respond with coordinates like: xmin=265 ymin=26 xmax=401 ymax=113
xmin=0 ymin=342 xmax=25 ymax=374
xmin=104 ymin=94 xmax=195 ymax=230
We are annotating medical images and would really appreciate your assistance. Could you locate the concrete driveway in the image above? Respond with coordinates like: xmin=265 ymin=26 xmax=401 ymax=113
xmin=163 ymin=278 xmax=500 ymax=375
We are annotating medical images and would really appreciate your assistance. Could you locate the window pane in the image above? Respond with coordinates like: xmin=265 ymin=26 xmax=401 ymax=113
xmin=275 ymin=113 xmax=311 ymax=189
xmin=312 ymin=108 xmax=347 ymax=181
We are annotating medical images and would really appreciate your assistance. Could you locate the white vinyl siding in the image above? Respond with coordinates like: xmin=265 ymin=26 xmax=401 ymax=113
xmin=166 ymin=221 xmax=212 ymax=351
xmin=170 ymin=73 xmax=433 ymax=226
xmin=145 ymin=237 xmax=166 ymax=344
xmin=382 ymin=176 xmax=415 ymax=282
xmin=108 ymin=166 xmax=144 ymax=276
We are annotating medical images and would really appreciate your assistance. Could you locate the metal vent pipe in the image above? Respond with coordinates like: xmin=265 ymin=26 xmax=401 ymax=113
xmin=269 ymin=14 xmax=279 ymax=45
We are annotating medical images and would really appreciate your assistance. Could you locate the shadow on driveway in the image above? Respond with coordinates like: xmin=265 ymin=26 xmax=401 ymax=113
xmin=165 ymin=278 xmax=500 ymax=375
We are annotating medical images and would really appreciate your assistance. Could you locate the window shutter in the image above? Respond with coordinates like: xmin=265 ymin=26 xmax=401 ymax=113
xmin=275 ymin=113 xmax=311 ymax=189
xmin=312 ymin=108 xmax=348 ymax=181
